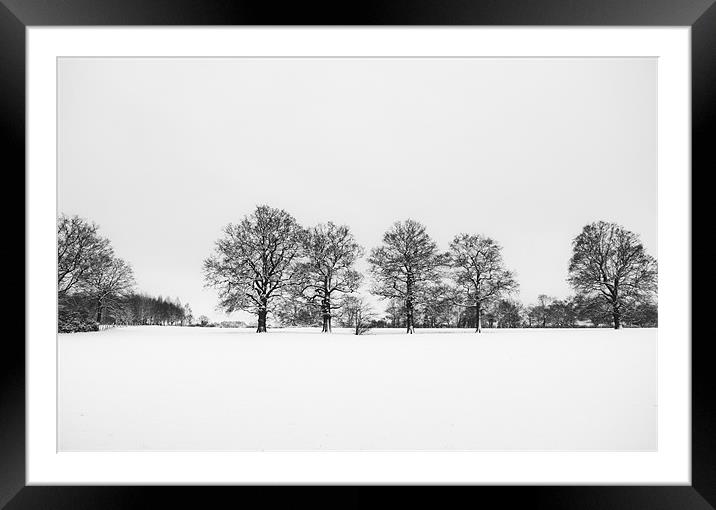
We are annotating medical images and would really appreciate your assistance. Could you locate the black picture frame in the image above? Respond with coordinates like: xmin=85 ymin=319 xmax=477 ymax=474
xmin=4 ymin=0 xmax=712 ymax=507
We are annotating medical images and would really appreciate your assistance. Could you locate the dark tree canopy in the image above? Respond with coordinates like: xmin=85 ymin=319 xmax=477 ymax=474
xmin=298 ymin=222 xmax=364 ymax=332
xmin=448 ymin=233 xmax=518 ymax=332
xmin=368 ymin=219 xmax=446 ymax=333
xmin=57 ymin=214 xmax=112 ymax=297
xmin=115 ymin=294 xmax=187 ymax=326
xmin=568 ymin=221 xmax=657 ymax=329
xmin=203 ymin=205 xmax=304 ymax=332
xmin=493 ymin=299 xmax=524 ymax=328
xmin=546 ymin=298 xmax=578 ymax=328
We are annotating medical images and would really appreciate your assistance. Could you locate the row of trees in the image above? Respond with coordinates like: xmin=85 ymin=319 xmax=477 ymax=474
xmin=203 ymin=206 xmax=518 ymax=334
xmin=114 ymin=294 xmax=192 ymax=326
xmin=58 ymin=214 xmax=191 ymax=332
xmin=204 ymin=206 xmax=657 ymax=333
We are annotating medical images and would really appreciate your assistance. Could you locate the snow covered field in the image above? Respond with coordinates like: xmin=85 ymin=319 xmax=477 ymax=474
xmin=58 ymin=326 xmax=656 ymax=451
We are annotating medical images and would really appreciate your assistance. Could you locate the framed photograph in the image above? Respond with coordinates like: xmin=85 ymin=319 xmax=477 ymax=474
xmin=6 ymin=0 xmax=713 ymax=506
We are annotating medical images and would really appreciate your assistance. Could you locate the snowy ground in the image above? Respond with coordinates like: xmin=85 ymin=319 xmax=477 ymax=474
xmin=58 ymin=326 xmax=656 ymax=451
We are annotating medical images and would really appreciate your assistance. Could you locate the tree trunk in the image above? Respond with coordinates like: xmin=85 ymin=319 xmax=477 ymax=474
xmin=611 ymin=283 xmax=622 ymax=329
xmin=257 ymin=299 xmax=268 ymax=333
xmin=321 ymin=296 xmax=331 ymax=333
xmin=96 ymin=298 xmax=102 ymax=324
xmin=475 ymin=300 xmax=482 ymax=333
xmin=406 ymin=301 xmax=415 ymax=333
xmin=405 ymin=275 xmax=415 ymax=334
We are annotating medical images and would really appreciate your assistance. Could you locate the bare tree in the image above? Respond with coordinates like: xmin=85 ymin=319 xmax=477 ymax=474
xmin=448 ymin=234 xmax=518 ymax=333
xmin=182 ymin=303 xmax=193 ymax=326
xmin=568 ymin=221 xmax=657 ymax=329
xmin=341 ymin=295 xmax=376 ymax=335
xmin=57 ymin=214 xmax=112 ymax=297
xmin=83 ymin=255 xmax=135 ymax=323
xmin=534 ymin=294 xmax=555 ymax=328
xmin=203 ymin=205 xmax=305 ymax=333
xmin=368 ymin=219 xmax=446 ymax=334
xmin=298 ymin=222 xmax=364 ymax=332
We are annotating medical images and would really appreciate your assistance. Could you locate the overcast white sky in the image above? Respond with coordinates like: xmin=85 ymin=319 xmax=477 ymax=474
xmin=58 ymin=57 xmax=656 ymax=322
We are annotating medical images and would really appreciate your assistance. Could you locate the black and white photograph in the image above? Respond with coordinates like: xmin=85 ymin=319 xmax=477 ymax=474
xmin=57 ymin=56 xmax=658 ymax=451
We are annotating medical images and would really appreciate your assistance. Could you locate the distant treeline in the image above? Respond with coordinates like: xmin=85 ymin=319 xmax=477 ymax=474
xmin=58 ymin=215 xmax=192 ymax=333
xmin=261 ymin=294 xmax=656 ymax=331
